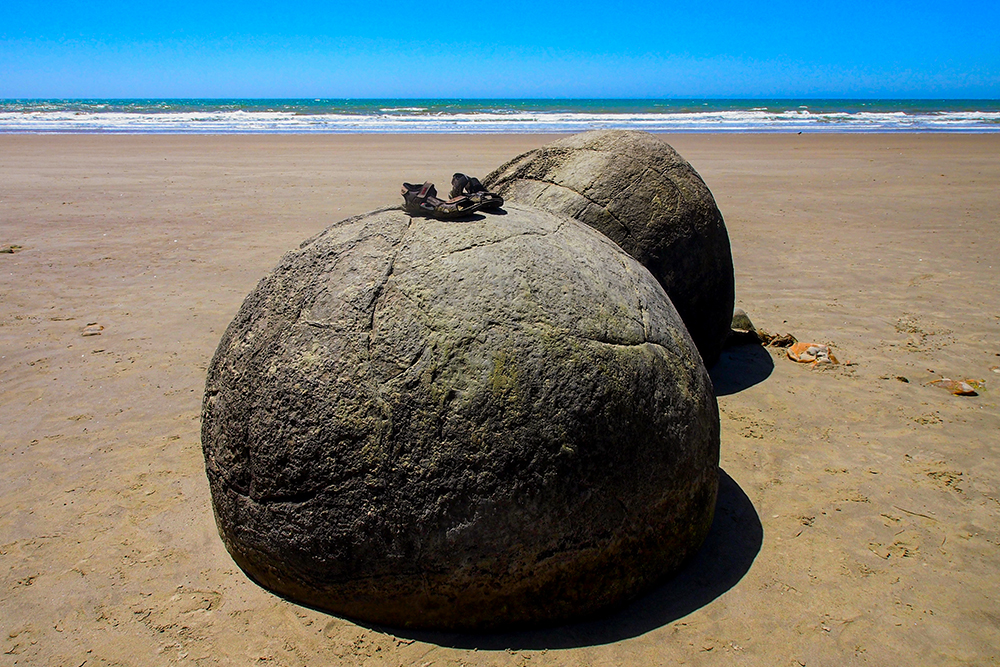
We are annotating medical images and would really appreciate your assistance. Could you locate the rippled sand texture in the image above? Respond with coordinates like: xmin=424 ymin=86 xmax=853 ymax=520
xmin=1 ymin=134 xmax=998 ymax=665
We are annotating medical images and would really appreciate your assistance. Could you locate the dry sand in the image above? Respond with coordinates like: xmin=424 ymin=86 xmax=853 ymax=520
xmin=1 ymin=133 xmax=999 ymax=666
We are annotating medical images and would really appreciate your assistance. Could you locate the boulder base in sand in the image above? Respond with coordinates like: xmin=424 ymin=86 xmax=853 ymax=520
xmin=484 ymin=130 xmax=734 ymax=367
xmin=201 ymin=205 xmax=720 ymax=630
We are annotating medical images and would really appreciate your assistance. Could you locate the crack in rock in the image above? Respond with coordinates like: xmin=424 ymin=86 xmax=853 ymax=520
xmin=514 ymin=177 xmax=635 ymax=243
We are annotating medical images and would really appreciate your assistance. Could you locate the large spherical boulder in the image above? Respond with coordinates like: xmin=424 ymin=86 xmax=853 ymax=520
xmin=483 ymin=130 xmax=734 ymax=367
xmin=201 ymin=204 xmax=719 ymax=631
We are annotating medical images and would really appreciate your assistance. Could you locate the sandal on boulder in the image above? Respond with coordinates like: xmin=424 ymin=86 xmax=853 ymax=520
xmin=450 ymin=173 xmax=504 ymax=210
xmin=401 ymin=182 xmax=483 ymax=220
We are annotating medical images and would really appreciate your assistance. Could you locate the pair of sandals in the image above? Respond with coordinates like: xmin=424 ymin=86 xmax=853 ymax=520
xmin=401 ymin=173 xmax=504 ymax=220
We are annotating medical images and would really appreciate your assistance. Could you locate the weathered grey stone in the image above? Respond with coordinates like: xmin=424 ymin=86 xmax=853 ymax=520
xmin=727 ymin=307 xmax=761 ymax=346
xmin=731 ymin=308 xmax=755 ymax=334
xmin=483 ymin=130 xmax=734 ymax=367
xmin=202 ymin=204 xmax=719 ymax=631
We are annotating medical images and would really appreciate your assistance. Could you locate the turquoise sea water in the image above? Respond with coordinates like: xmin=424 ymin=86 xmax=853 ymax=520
xmin=2 ymin=99 xmax=999 ymax=133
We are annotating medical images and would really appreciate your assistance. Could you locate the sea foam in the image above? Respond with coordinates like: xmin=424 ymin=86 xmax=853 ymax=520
xmin=1 ymin=100 xmax=998 ymax=133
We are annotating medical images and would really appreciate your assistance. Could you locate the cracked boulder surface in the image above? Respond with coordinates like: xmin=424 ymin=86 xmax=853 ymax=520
xmin=483 ymin=130 xmax=735 ymax=367
xmin=201 ymin=204 xmax=720 ymax=631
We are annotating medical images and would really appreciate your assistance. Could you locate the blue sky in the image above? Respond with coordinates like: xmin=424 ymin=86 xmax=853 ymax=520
xmin=2 ymin=0 xmax=998 ymax=98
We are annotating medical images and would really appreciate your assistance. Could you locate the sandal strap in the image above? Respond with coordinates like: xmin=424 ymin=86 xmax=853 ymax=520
xmin=450 ymin=173 xmax=470 ymax=199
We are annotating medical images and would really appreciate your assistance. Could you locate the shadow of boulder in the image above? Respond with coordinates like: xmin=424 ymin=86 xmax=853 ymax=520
xmin=709 ymin=343 xmax=775 ymax=396
xmin=370 ymin=469 xmax=762 ymax=649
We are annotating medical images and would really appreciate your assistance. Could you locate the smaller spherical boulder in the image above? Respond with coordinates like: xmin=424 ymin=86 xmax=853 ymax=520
xmin=201 ymin=205 xmax=720 ymax=631
xmin=483 ymin=130 xmax=734 ymax=367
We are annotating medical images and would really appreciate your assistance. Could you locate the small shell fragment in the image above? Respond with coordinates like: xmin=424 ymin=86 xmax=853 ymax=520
xmin=927 ymin=378 xmax=978 ymax=396
xmin=787 ymin=342 xmax=839 ymax=366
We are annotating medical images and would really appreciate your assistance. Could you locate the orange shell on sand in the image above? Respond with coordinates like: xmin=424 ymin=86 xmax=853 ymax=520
xmin=786 ymin=342 xmax=839 ymax=365
xmin=927 ymin=378 xmax=978 ymax=396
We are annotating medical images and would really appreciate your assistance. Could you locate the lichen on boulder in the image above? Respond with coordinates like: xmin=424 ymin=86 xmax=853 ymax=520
xmin=202 ymin=204 xmax=719 ymax=630
xmin=484 ymin=130 xmax=734 ymax=367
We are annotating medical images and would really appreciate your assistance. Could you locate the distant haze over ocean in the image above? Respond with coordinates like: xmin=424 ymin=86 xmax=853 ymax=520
xmin=2 ymin=99 xmax=999 ymax=133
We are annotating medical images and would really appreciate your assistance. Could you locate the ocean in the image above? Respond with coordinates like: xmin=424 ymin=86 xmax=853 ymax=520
xmin=1 ymin=99 xmax=999 ymax=134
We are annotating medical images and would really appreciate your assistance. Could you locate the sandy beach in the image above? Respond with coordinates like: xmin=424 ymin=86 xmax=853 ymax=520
xmin=2 ymin=133 xmax=999 ymax=665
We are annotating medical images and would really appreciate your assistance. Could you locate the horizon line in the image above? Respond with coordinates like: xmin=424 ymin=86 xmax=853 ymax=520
xmin=5 ymin=96 xmax=1000 ymax=102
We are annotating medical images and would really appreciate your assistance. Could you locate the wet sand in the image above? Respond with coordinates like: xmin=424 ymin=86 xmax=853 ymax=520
xmin=1 ymin=133 xmax=999 ymax=665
